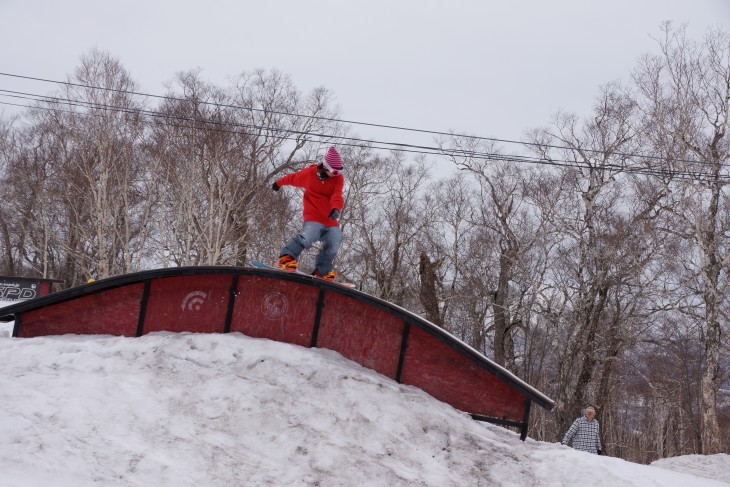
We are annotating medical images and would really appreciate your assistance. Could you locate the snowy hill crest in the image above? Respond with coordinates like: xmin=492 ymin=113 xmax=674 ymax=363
xmin=1 ymin=331 xmax=728 ymax=486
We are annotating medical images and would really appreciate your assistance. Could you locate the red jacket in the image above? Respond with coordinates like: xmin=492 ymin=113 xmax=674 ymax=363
xmin=276 ymin=164 xmax=344 ymax=226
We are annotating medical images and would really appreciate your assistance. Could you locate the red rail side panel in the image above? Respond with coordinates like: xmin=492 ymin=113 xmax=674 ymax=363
xmin=142 ymin=275 xmax=231 ymax=334
xmin=7 ymin=268 xmax=550 ymax=427
xmin=38 ymin=282 xmax=53 ymax=296
xmin=401 ymin=326 xmax=526 ymax=421
xmin=17 ymin=283 xmax=144 ymax=337
xmin=317 ymin=292 xmax=404 ymax=380
xmin=230 ymin=276 xmax=319 ymax=347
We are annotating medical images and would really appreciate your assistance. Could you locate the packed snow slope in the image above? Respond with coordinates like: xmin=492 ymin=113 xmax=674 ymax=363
xmin=0 ymin=322 xmax=728 ymax=486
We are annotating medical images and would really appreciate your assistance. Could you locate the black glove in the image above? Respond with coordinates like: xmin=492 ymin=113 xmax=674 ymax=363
xmin=272 ymin=182 xmax=280 ymax=191
xmin=597 ymin=449 xmax=602 ymax=455
xmin=328 ymin=208 xmax=340 ymax=220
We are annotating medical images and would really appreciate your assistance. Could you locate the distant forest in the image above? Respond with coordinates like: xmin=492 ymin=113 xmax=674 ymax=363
xmin=1 ymin=23 xmax=728 ymax=461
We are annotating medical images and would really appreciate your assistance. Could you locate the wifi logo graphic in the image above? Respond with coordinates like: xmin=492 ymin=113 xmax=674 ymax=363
xmin=181 ymin=291 xmax=207 ymax=311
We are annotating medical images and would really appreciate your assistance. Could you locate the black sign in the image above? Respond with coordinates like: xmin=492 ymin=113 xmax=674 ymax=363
xmin=0 ymin=276 xmax=63 ymax=302
xmin=0 ymin=279 xmax=40 ymax=301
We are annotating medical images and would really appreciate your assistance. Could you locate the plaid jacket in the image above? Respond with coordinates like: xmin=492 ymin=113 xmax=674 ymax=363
xmin=562 ymin=417 xmax=601 ymax=454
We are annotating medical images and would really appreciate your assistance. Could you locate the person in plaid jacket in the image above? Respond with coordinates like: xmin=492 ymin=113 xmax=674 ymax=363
xmin=562 ymin=405 xmax=602 ymax=454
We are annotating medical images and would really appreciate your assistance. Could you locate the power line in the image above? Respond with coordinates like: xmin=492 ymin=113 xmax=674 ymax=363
xmin=0 ymin=71 xmax=720 ymax=169
xmin=1 ymin=86 xmax=728 ymax=184
xmin=2 ymin=97 xmax=723 ymax=185
xmin=1 ymin=88 xmax=726 ymax=183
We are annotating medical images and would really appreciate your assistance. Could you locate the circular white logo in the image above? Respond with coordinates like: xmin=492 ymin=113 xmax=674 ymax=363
xmin=262 ymin=292 xmax=288 ymax=320
xmin=181 ymin=291 xmax=207 ymax=311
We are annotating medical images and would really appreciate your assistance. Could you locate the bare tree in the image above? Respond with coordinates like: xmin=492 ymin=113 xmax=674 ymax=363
xmin=418 ymin=251 xmax=444 ymax=326
xmin=335 ymin=145 xmax=395 ymax=284
xmin=440 ymin=137 xmax=544 ymax=368
xmin=349 ymin=153 xmax=432 ymax=303
xmin=0 ymin=115 xmax=19 ymax=275
xmin=525 ymin=81 xmax=670 ymax=443
xmin=148 ymin=68 xmax=342 ymax=267
xmin=415 ymin=173 xmax=475 ymax=328
xmin=149 ymin=70 xmax=246 ymax=266
xmin=632 ymin=23 xmax=730 ymax=454
xmin=3 ymin=121 xmax=63 ymax=279
xmin=3 ymin=50 xmax=151 ymax=285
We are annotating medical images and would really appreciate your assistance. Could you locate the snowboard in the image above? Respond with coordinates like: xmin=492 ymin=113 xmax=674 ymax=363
xmin=250 ymin=262 xmax=356 ymax=289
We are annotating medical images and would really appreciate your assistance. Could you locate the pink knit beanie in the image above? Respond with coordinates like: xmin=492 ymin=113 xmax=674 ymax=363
xmin=323 ymin=146 xmax=343 ymax=172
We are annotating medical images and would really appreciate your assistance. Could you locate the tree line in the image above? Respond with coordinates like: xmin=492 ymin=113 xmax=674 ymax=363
xmin=1 ymin=23 xmax=728 ymax=461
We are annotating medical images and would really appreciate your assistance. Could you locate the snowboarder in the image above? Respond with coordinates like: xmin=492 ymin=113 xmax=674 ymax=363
xmin=272 ymin=146 xmax=344 ymax=281
xmin=562 ymin=404 xmax=602 ymax=455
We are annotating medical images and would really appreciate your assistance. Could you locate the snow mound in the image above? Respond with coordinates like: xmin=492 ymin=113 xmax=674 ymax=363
xmin=0 ymin=332 xmax=727 ymax=486
xmin=652 ymin=454 xmax=730 ymax=484
xmin=0 ymin=299 xmax=12 ymax=337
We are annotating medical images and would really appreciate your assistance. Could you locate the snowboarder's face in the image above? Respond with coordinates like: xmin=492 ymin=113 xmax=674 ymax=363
xmin=321 ymin=160 xmax=341 ymax=176
xmin=317 ymin=164 xmax=332 ymax=181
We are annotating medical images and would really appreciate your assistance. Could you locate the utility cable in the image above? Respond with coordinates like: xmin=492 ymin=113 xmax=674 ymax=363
xmin=0 ymin=90 xmax=727 ymax=184
xmin=0 ymin=71 xmax=719 ymax=169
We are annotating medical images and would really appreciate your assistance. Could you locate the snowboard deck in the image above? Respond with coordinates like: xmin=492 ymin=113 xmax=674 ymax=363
xmin=250 ymin=262 xmax=356 ymax=289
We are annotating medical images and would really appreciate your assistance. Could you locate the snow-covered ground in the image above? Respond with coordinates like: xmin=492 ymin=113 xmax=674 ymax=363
xmin=0 ymin=300 xmax=13 ymax=338
xmin=0 ymin=303 xmax=728 ymax=486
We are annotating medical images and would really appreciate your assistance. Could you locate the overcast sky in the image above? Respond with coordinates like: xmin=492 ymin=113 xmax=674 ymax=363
xmin=2 ymin=0 xmax=729 ymax=150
